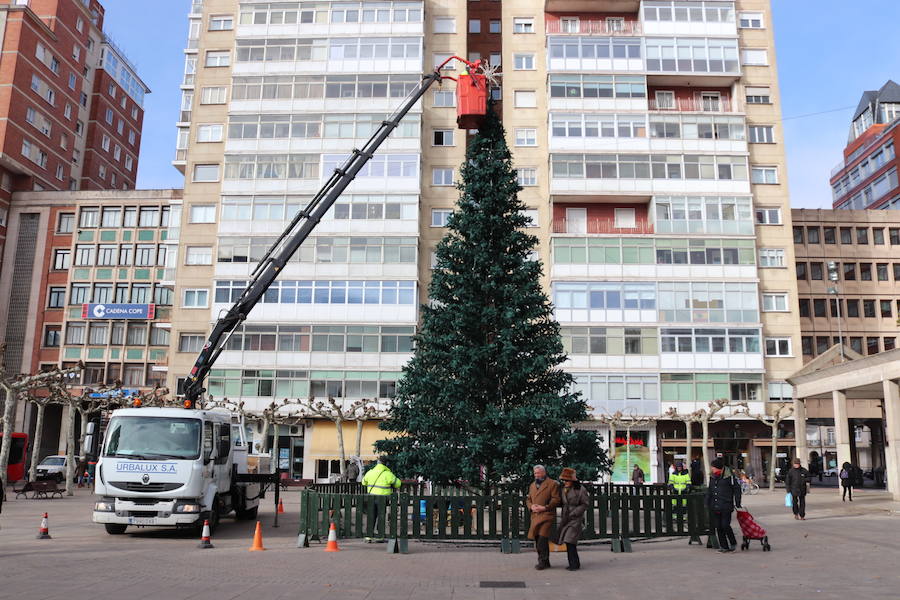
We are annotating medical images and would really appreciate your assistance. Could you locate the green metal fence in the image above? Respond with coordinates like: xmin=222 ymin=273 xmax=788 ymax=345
xmin=297 ymin=489 xmax=710 ymax=551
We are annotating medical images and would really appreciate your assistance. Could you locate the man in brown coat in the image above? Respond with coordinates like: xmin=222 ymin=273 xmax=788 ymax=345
xmin=526 ymin=464 xmax=561 ymax=570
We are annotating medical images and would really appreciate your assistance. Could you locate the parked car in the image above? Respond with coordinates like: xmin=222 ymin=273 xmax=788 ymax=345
xmin=822 ymin=467 xmax=838 ymax=477
xmin=35 ymin=455 xmax=67 ymax=482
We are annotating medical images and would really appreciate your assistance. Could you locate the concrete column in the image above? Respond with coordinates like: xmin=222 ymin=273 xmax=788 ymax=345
xmin=832 ymin=390 xmax=852 ymax=496
xmin=882 ymin=379 xmax=900 ymax=501
xmin=793 ymin=397 xmax=808 ymax=468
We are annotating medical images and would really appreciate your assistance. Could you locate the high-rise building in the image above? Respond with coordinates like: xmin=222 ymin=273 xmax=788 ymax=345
xmin=0 ymin=0 xmax=149 ymax=265
xmin=830 ymin=80 xmax=900 ymax=210
xmin=170 ymin=0 xmax=801 ymax=483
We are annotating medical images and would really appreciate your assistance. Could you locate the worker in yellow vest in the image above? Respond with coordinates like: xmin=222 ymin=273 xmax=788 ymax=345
xmin=362 ymin=458 xmax=401 ymax=542
xmin=669 ymin=460 xmax=691 ymax=511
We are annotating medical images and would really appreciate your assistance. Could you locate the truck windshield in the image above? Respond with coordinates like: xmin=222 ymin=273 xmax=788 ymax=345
xmin=104 ymin=416 xmax=201 ymax=460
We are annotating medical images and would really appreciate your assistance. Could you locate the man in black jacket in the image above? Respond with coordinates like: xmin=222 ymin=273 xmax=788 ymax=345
xmin=784 ymin=458 xmax=811 ymax=520
xmin=705 ymin=458 xmax=742 ymax=553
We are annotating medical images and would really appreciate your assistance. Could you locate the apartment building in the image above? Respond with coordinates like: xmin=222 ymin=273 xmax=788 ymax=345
xmin=830 ymin=80 xmax=900 ymax=210
xmin=792 ymin=207 xmax=897 ymax=472
xmin=172 ymin=0 xmax=801 ymax=482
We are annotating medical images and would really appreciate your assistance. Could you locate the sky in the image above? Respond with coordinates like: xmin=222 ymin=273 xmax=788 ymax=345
xmin=99 ymin=0 xmax=900 ymax=208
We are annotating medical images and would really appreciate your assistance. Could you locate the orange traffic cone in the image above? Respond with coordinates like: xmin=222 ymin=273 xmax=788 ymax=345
xmin=324 ymin=521 xmax=340 ymax=552
xmin=277 ymin=499 xmax=285 ymax=514
xmin=37 ymin=513 xmax=52 ymax=540
xmin=248 ymin=521 xmax=266 ymax=552
xmin=198 ymin=519 xmax=214 ymax=549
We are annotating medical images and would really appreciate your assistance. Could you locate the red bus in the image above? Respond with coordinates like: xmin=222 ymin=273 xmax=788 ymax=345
xmin=0 ymin=432 xmax=29 ymax=483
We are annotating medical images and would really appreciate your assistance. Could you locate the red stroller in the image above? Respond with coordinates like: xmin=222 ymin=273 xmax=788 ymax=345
xmin=736 ymin=507 xmax=771 ymax=551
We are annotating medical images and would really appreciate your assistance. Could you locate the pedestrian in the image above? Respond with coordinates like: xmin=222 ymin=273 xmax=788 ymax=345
xmin=526 ymin=464 xmax=560 ymax=570
xmin=840 ymin=461 xmax=853 ymax=502
xmin=632 ymin=464 xmax=645 ymax=486
xmin=705 ymin=458 xmax=742 ymax=553
xmin=690 ymin=457 xmax=704 ymax=487
xmin=784 ymin=458 xmax=811 ymax=520
xmin=361 ymin=457 xmax=401 ymax=542
xmin=668 ymin=460 xmax=691 ymax=512
xmin=556 ymin=467 xmax=589 ymax=571
xmin=345 ymin=457 xmax=360 ymax=483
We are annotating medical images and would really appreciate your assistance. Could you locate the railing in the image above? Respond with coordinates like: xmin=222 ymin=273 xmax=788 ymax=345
xmin=546 ymin=20 xmax=642 ymax=36
xmin=174 ymin=149 xmax=187 ymax=162
xmin=298 ymin=488 xmax=710 ymax=546
xmin=648 ymin=97 xmax=740 ymax=113
xmin=553 ymin=219 xmax=655 ymax=235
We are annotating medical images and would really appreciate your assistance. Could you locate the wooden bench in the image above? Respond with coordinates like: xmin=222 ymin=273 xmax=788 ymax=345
xmin=30 ymin=480 xmax=64 ymax=499
xmin=14 ymin=481 xmax=33 ymax=498
xmin=280 ymin=478 xmax=312 ymax=491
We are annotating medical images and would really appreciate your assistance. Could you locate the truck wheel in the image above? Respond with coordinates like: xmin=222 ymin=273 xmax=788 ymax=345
xmin=235 ymin=506 xmax=258 ymax=520
xmin=105 ymin=524 xmax=128 ymax=535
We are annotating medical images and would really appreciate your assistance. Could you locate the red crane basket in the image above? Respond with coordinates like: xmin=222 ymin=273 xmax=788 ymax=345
xmin=456 ymin=72 xmax=488 ymax=129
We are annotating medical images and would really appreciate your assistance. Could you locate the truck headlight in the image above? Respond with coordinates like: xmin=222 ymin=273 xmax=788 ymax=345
xmin=94 ymin=500 xmax=115 ymax=512
xmin=175 ymin=503 xmax=201 ymax=513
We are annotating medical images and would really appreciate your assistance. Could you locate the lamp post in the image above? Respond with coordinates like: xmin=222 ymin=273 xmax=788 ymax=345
xmin=827 ymin=261 xmax=845 ymax=362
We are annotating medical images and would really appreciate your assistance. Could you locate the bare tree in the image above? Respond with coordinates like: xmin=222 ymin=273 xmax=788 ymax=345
xmin=663 ymin=406 xmax=704 ymax=480
xmin=56 ymin=381 xmax=120 ymax=496
xmin=736 ymin=402 xmax=794 ymax=491
xmin=21 ymin=378 xmax=71 ymax=481
xmin=594 ymin=410 xmax=656 ymax=482
xmin=0 ymin=355 xmax=82 ymax=489
xmin=696 ymin=398 xmax=745 ymax=481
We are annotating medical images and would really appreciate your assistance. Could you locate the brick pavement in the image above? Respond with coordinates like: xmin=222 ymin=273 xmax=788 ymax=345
xmin=1 ymin=486 xmax=898 ymax=599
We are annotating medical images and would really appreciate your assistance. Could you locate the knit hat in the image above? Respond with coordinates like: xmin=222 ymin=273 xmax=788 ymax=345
xmin=711 ymin=458 xmax=724 ymax=469
xmin=559 ymin=467 xmax=577 ymax=481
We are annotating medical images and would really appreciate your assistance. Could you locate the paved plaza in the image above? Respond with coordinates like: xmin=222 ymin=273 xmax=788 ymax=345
xmin=1 ymin=486 xmax=898 ymax=600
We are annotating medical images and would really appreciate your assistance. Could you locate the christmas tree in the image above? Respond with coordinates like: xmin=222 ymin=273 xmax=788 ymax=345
xmin=376 ymin=108 xmax=609 ymax=491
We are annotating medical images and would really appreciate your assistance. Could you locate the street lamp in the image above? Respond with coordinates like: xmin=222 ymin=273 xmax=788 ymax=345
xmin=827 ymin=261 xmax=845 ymax=362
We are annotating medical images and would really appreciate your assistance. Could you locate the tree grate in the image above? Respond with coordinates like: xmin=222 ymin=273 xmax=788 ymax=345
xmin=479 ymin=581 xmax=526 ymax=588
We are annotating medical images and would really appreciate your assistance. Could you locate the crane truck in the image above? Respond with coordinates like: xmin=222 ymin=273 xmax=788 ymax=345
xmin=90 ymin=59 xmax=486 ymax=534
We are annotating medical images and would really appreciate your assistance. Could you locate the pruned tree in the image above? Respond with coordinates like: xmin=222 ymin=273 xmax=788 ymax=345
xmin=664 ymin=406 xmax=704 ymax=479
xmin=0 ymin=351 xmax=82 ymax=489
xmin=696 ymin=398 xmax=745 ymax=481
xmin=296 ymin=396 xmax=382 ymax=482
xmin=56 ymin=380 xmax=120 ymax=496
xmin=21 ymin=377 xmax=70 ymax=482
xmin=736 ymin=402 xmax=794 ymax=491
xmin=594 ymin=410 xmax=655 ymax=482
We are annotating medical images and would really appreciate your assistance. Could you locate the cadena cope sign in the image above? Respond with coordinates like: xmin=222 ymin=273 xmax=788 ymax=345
xmin=82 ymin=303 xmax=156 ymax=319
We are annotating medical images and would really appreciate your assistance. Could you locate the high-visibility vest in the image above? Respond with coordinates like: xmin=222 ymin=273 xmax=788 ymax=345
xmin=670 ymin=471 xmax=690 ymax=506
xmin=362 ymin=464 xmax=400 ymax=496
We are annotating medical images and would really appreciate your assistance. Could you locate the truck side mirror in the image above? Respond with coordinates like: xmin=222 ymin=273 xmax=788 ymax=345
xmin=84 ymin=422 xmax=98 ymax=460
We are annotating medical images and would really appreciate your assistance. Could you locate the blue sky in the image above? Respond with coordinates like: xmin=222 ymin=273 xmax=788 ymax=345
xmin=100 ymin=0 xmax=900 ymax=208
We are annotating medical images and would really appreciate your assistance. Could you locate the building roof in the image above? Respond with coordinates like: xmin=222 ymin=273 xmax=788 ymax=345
xmin=853 ymin=80 xmax=900 ymax=121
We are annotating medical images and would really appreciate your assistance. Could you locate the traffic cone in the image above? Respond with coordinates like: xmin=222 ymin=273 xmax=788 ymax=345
xmin=36 ymin=513 xmax=52 ymax=540
xmin=324 ymin=521 xmax=340 ymax=552
xmin=277 ymin=499 xmax=285 ymax=514
xmin=198 ymin=520 xmax=214 ymax=549
xmin=248 ymin=521 xmax=266 ymax=552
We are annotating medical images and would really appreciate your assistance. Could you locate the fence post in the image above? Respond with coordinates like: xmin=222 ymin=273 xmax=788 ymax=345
xmin=297 ymin=490 xmax=310 ymax=547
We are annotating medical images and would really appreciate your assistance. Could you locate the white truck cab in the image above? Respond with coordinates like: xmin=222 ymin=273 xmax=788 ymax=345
xmin=92 ymin=407 xmax=261 ymax=535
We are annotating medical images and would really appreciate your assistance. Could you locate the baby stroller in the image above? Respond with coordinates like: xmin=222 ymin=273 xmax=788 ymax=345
xmin=736 ymin=507 xmax=771 ymax=551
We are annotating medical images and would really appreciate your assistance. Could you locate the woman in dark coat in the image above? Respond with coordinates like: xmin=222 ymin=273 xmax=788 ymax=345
xmin=840 ymin=462 xmax=854 ymax=501
xmin=556 ymin=467 xmax=590 ymax=571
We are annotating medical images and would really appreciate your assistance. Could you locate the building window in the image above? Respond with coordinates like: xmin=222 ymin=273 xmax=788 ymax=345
xmin=186 ymin=246 xmax=213 ymax=265
xmin=739 ymin=12 xmax=764 ymax=28
xmin=843 ymin=262 xmax=856 ymax=280
xmin=758 ymin=248 xmax=784 ymax=267
xmin=846 ymin=299 xmax=859 ymax=318
xmin=823 ymin=227 xmax=835 ymax=244
xmin=806 ymin=227 xmax=820 ymax=244
xmin=489 ymin=20 xmax=500 ymax=33
xmin=179 ymin=334 xmax=206 ymax=353
xmin=516 ymin=168 xmax=537 ymax=187
xmin=68 ymin=73 xmax=77 ymax=90
xmin=614 ymin=208 xmax=635 ymax=228
xmin=521 ymin=209 xmax=539 ymax=227
xmin=741 ymin=49 xmax=768 ymax=66
xmin=79 ymin=207 xmax=99 ymax=227
xmin=514 ymin=90 xmax=536 ymax=108
xmin=431 ymin=209 xmax=452 ymax=227
xmin=57 ymin=212 xmax=75 ymax=233
xmin=189 ymin=204 xmax=217 ymax=223
xmin=873 ymin=228 xmax=885 ymax=245
xmin=748 ymin=125 xmax=774 ymax=143
xmin=810 ymin=262 xmax=823 ymax=280
xmin=432 ymin=168 xmax=454 ymax=186
xmin=432 ymin=129 xmax=454 ymax=146
xmin=514 ymin=128 xmax=537 ymax=146
xmin=209 ymin=15 xmax=234 ymax=30
xmin=468 ymin=19 xmax=480 ymax=33
xmin=798 ymin=299 xmax=809 ymax=317
xmin=48 ymin=287 xmax=65 ymax=308
xmin=205 ymin=50 xmax=231 ymax=67
xmin=433 ymin=16 xmax=455 ymax=33
xmin=513 ymin=53 xmax=535 ymax=70
xmin=52 ymin=249 xmax=71 ymax=270
xmin=192 ymin=164 xmax=220 ymax=182
xmin=765 ymin=338 xmax=792 ymax=357
xmin=795 ymin=263 xmax=807 ymax=280
xmin=184 ymin=288 xmax=209 ymax=308
xmin=877 ymin=263 xmax=889 ymax=281
xmin=101 ymin=135 xmax=111 ymax=152
xmin=43 ymin=325 xmax=61 ymax=348
xmin=860 ymin=263 xmax=872 ymax=281
xmin=841 ymin=227 xmax=853 ymax=244
xmin=856 ymin=227 xmax=869 ymax=244
xmin=751 ymin=166 xmax=778 ymax=184
xmin=754 ymin=207 xmax=780 ymax=224
xmin=863 ymin=299 xmax=876 ymax=317
xmin=200 ymin=86 xmax=227 ymax=104
xmin=65 ymin=322 xmax=86 ymax=345
xmin=433 ymin=90 xmax=455 ymax=107
xmin=513 ymin=17 xmax=534 ymax=33
xmin=762 ymin=293 xmax=788 ymax=312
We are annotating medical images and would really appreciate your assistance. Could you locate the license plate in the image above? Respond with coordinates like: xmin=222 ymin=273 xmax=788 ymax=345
xmin=129 ymin=517 xmax=157 ymax=525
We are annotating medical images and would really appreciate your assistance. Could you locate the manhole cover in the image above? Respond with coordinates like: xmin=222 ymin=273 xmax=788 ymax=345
xmin=480 ymin=582 xmax=526 ymax=589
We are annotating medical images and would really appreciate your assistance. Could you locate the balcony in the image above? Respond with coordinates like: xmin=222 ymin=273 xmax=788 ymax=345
xmin=545 ymin=19 xmax=642 ymax=36
xmin=552 ymin=218 xmax=654 ymax=235
xmin=545 ymin=0 xmax=639 ymax=13
xmin=648 ymin=97 xmax=741 ymax=113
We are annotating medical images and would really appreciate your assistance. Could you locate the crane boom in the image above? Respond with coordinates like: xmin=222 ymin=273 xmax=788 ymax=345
xmin=183 ymin=69 xmax=445 ymax=405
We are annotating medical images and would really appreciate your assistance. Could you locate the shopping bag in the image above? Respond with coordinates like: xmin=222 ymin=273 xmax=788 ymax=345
xmin=784 ymin=492 xmax=792 ymax=508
